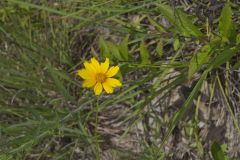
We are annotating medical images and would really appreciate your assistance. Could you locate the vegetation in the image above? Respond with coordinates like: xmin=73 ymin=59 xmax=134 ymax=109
xmin=0 ymin=0 xmax=240 ymax=159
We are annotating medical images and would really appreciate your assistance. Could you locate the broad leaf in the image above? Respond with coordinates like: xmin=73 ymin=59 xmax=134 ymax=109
xmin=211 ymin=142 xmax=228 ymax=160
xmin=219 ymin=3 xmax=236 ymax=42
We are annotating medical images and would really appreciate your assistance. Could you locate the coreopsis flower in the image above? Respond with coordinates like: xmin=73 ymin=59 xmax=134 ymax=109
xmin=77 ymin=57 xmax=122 ymax=95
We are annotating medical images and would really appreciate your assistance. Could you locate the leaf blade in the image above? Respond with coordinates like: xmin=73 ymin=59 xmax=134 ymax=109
xmin=140 ymin=41 xmax=150 ymax=64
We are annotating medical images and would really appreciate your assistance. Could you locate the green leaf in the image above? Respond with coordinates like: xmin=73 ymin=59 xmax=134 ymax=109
xmin=91 ymin=47 xmax=98 ymax=57
xmin=118 ymin=35 xmax=129 ymax=61
xmin=107 ymin=42 xmax=124 ymax=61
xmin=236 ymin=34 xmax=240 ymax=45
xmin=221 ymin=144 xmax=228 ymax=152
xmin=233 ymin=60 xmax=240 ymax=70
xmin=47 ymin=64 xmax=74 ymax=102
xmin=160 ymin=70 xmax=208 ymax=150
xmin=157 ymin=4 xmax=203 ymax=37
xmin=175 ymin=9 xmax=203 ymax=37
xmin=188 ymin=45 xmax=211 ymax=79
xmin=156 ymin=40 xmax=163 ymax=57
xmin=0 ymin=154 xmax=13 ymax=160
xmin=140 ymin=41 xmax=150 ymax=64
xmin=99 ymin=36 xmax=110 ymax=58
xmin=148 ymin=16 xmax=167 ymax=33
xmin=8 ymin=0 xmax=87 ymax=21
xmin=219 ymin=3 xmax=235 ymax=41
xmin=157 ymin=4 xmax=174 ymax=24
xmin=211 ymin=142 xmax=228 ymax=160
xmin=173 ymin=38 xmax=180 ymax=51
xmin=210 ymin=47 xmax=237 ymax=69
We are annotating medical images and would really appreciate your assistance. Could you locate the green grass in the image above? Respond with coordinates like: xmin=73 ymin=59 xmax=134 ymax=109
xmin=0 ymin=0 xmax=240 ymax=159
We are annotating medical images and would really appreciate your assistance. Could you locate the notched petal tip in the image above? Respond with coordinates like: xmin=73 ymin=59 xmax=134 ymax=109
xmin=105 ymin=57 xmax=109 ymax=62
xmin=100 ymin=57 xmax=110 ymax=73
xmin=91 ymin=57 xmax=100 ymax=65
xmin=90 ymin=57 xmax=101 ymax=72
xmin=103 ymin=82 xmax=114 ymax=94
xmin=84 ymin=61 xmax=96 ymax=73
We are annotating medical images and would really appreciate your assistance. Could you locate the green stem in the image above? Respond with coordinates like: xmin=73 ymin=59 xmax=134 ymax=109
xmin=95 ymin=97 xmax=100 ymax=160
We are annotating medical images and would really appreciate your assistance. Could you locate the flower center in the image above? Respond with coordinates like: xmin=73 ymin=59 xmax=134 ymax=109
xmin=96 ymin=73 xmax=107 ymax=83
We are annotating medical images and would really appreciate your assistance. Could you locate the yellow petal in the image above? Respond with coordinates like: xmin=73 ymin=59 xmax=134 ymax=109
xmin=94 ymin=82 xmax=103 ymax=95
xmin=102 ymin=81 xmax=113 ymax=93
xmin=77 ymin=69 xmax=93 ymax=79
xmin=105 ymin=78 xmax=122 ymax=87
xmin=82 ymin=79 xmax=96 ymax=88
xmin=106 ymin=66 xmax=119 ymax=77
xmin=84 ymin=61 xmax=96 ymax=73
xmin=100 ymin=58 xmax=109 ymax=73
xmin=90 ymin=58 xmax=100 ymax=72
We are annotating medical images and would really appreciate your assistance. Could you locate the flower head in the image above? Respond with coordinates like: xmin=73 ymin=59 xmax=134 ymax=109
xmin=77 ymin=57 xmax=122 ymax=95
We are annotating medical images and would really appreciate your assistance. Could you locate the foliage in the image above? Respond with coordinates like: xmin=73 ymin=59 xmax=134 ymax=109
xmin=0 ymin=0 xmax=239 ymax=159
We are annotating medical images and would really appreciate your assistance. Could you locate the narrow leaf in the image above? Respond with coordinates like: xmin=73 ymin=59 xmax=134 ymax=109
xmin=236 ymin=34 xmax=240 ymax=45
xmin=157 ymin=4 xmax=174 ymax=24
xmin=107 ymin=42 xmax=123 ymax=61
xmin=148 ymin=16 xmax=167 ymax=33
xmin=47 ymin=65 xmax=74 ymax=102
xmin=140 ymin=41 xmax=150 ymax=64
xmin=175 ymin=9 xmax=203 ymax=37
xmin=173 ymin=38 xmax=180 ymax=51
xmin=210 ymin=47 xmax=237 ymax=69
xmin=99 ymin=37 xmax=110 ymax=58
xmin=119 ymin=35 xmax=129 ymax=61
xmin=160 ymin=70 xmax=208 ymax=150
xmin=156 ymin=40 xmax=163 ymax=57
xmin=158 ymin=4 xmax=203 ymax=37
xmin=188 ymin=45 xmax=211 ymax=79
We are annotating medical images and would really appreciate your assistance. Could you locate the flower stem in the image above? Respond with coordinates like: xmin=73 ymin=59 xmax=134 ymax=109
xmin=95 ymin=97 xmax=100 ymax=160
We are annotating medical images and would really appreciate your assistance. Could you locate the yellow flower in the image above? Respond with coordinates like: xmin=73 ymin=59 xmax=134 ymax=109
xmin=77 ymin=57 xmax=122 ymax=95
